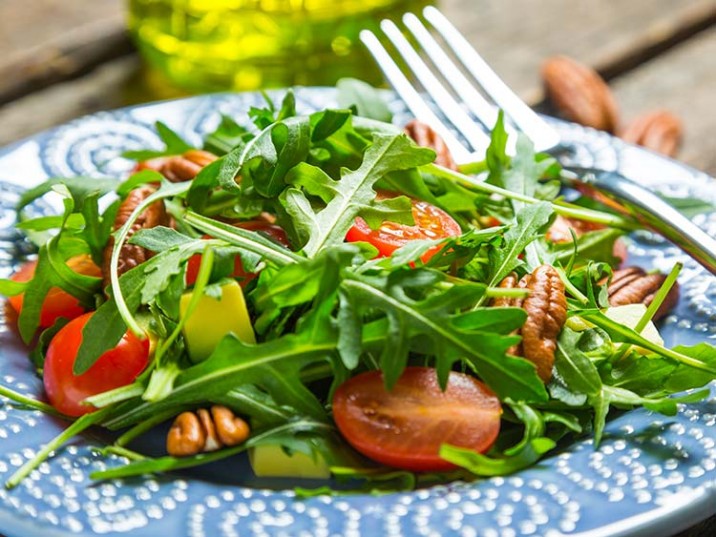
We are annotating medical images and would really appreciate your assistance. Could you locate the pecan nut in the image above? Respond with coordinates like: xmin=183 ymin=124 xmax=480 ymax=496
xmin=541 ymin=56 xmax=619 ymax=133
xmin=493 ymin=265 xmax=567 ymax=382
xmin=619 ymin=110 xmax=682 ymax=157
xmin=404 ymin=120 xmax=458 ymax=170
xmin=102 ymin=185 xmax=169 ymax=288
xmin=158 ymin=150 xmax=218 ymax=183
xmin=167 ymin=405 xmax=250 ymax=457
xmin=604 ymin=266 xmax=679 ymax=320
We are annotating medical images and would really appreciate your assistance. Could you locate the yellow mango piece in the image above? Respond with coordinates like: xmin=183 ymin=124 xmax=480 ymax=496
xmin=180 ymin=280 xmax=255 ymax=362
xmin=249 ymin=445 xmax=331 ymax=479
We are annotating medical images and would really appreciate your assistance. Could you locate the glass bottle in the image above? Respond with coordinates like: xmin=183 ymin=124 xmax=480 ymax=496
xmin=127 ymin=0 xmax=431 ymax=92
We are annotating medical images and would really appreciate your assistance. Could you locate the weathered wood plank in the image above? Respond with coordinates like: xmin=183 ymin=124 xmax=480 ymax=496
xmin=0 ymin=0 xmax=714 ymax=178
xmin=446 ymin=0 xmax=716 ymax=102
xmin=611 ymin=27 xmax=716 ymax=175
xmin=0 ymin=0 xmax=130 ymax=104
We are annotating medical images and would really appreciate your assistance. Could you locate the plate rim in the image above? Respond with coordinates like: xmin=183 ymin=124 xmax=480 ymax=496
xmin=0 ymin=87 xmax=715 ymax=537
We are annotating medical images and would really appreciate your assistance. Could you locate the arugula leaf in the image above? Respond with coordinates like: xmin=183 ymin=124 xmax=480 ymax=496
xmin=340 ymin=273 xmax=547 ymax=401
xmin=242 ymin=117 xmax=312 ymax=198
xmin=485 ymin=111 xmax=510 ymax=185
xmin=203 ymin=114 xmax=251 ymax=155
xmin=123 ymin=121 xmax=194 ymax=160
xmin=336 ymin=78 xmax=392 ymax=122
xmin=74 ymin=237 xmax=227 ymax=374
xmin=553 ymin=328 xmax=602 ymax=396
xmin=283 ymin=133 xmax=434 ymax=256
xmin=103 ymin=330 xmax=337 ymax=429
xmin=486 ymin=202 xmax=554 ymax=289
xmin=17 ymin=177 xmax=118 ymax=214
xmin=502 ymin=135 xmax=554 ymax=212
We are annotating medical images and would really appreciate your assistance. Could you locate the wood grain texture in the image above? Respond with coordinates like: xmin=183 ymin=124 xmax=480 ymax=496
xmin=444 ymin=0 xmax=716 ymax=102
xmin=0 ymin=0 xmax=130 ymax=103
xmin=611 ymin=27 xmax=716 ymax=175
xmin=0 ymin=0 xmax=714 ymax=178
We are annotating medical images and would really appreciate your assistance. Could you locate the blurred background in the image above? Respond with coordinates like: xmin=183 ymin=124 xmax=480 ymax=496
xmin=0 ymin=0 xmax=714 ymax=174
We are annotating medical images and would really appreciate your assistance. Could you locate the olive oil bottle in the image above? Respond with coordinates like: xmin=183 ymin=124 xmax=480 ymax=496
xmin=127 ymin=0 xmax=431 ymax=92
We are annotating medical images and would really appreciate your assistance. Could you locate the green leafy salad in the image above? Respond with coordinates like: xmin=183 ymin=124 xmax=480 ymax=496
xmin=1 ymin=86 xmax=715 ymax=493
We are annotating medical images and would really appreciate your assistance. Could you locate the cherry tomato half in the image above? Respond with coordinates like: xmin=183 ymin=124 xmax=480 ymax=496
xmin=43 ymin=312 xmax=150 ymax=417
xmin=332 ymin=367 xmax=502 ymax=472
xmin=185 ymin=220 xmax=290 ymax=287
xmin=345 ymin=194 xmax=461 ymax=263
xmin=8 ymin=255 xmax=102 ymax=329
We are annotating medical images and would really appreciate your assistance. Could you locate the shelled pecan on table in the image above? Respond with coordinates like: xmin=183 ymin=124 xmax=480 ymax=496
xmin=619 ymin=110 xmax=683 ymax=158
xmin=492 ymin=265 xmax=568 ymax=383
xmin=541 ymin=55 xmax=619 ymax=133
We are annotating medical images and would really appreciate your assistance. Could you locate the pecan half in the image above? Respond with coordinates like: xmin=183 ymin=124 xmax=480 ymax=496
xmin=492 ymin=265 xmax=567 ymax=382
xmin=619 ymin=110 xmax=682 ymax=157
xmin=604 ymin=266 xmax=679 ymax=320
xmin=541 ymin=56 xmax=619 ymax=133
xmin=102 ymin=185 xmax=169 ymax=288
xmin=167 ymin=405 xmax=250 ymax=457
xmin=404 ymin=120 xmax=458 ymax=170
xmin=158 ymin=150 xmax=218 ymax=183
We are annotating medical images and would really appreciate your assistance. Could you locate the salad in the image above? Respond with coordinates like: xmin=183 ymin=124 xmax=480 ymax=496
xmin=1 ymin=84 xmax=715 ymax=493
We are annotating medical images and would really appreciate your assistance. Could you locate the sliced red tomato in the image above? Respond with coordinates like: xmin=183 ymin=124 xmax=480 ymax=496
xmin=8 ymin=255 xmax=102 ymax=328
xmin=43 ymin=312 xmax=150 ymax=417
xmin=332 ymin=367 xmax=502 ymax=472
xmin=185 ymin=220 xmax=290 ymax=287
xmin=345 ymin=193 xmax=461 ymax=263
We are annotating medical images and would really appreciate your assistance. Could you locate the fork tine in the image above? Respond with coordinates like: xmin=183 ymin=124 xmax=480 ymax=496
xmin=423 ymin=6 xmax=561 ymax=151
xmin=379 ymin=19 xmax=491 ymax=153
xmin=401 ymin=13 xmax=500 ymax=133
xmin=360 ymin=30 xmax=474 ymax=163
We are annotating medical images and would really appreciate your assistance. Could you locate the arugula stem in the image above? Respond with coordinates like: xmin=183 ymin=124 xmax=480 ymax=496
xmin=84 ymin=382 xmax=145 ymax=408
xmin=0 ymin=385 xmax=66 ymax=418
xmin=611 ymin=262 xmax=682 ymax=362
xmin=95 ymin=445 xmax=146 ymax=461
xmin=143 ymin=244 xmax=214 ymax=402
xmin=5 ymin=406 xmax=111 ymax=489
xmin=583 ymin=312 xmax=716 ymax=374
xmin=141 ymin=246 xmax=215 ymax=403
xmin=425 ymin=163 xmax=640 ymax=231
xmin=91 ymin=420 xmax=334 ymax=481
xmin=143 ymin=363 xmax=182 ymax=402
xmin=115 ymin=408 xmax=181 ymax=447
xmin=484 ymin=287 xmax=530 ymax=299
xmin=553 ymin=266 xmax=590 ymax=305
xmin=110 ymin=182 xmax=191 ymax=338
xmin=184 ymin=211 xmax=303 ymax=266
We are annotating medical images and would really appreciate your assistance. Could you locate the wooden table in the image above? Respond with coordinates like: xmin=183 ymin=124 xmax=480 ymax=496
xmin=0 ymin=1 xmax=714 ymax=536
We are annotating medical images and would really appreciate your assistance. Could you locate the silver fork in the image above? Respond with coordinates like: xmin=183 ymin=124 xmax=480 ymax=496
xmin=360 ymin=6 xmax=716 ymax=276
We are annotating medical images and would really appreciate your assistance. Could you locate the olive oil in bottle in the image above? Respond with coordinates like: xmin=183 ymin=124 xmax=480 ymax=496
xmin=128 ymin=0 xmax=430 ymax=92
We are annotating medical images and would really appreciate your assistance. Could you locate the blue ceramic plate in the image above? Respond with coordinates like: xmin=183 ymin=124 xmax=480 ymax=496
xmin=0 ymin=88 xmax=715 ymax=537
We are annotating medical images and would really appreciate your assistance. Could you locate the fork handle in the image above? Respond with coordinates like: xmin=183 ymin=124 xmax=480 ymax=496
xmin=561 ymin=167 xmax=716 ymax=276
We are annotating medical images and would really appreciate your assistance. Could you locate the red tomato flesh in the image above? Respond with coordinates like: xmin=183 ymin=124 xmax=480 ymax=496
xmin=43 ymin=312 xmax=150 ymax=417
xmin=8 ymin=255 xmax=102 ymax=329
xmin=332 ymin=367 xmax=502 ymax=472
xmin=345 ymin=194 xmax=461 ymax=263
xmin=185 ymin=220 xmax=290 ymax=287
